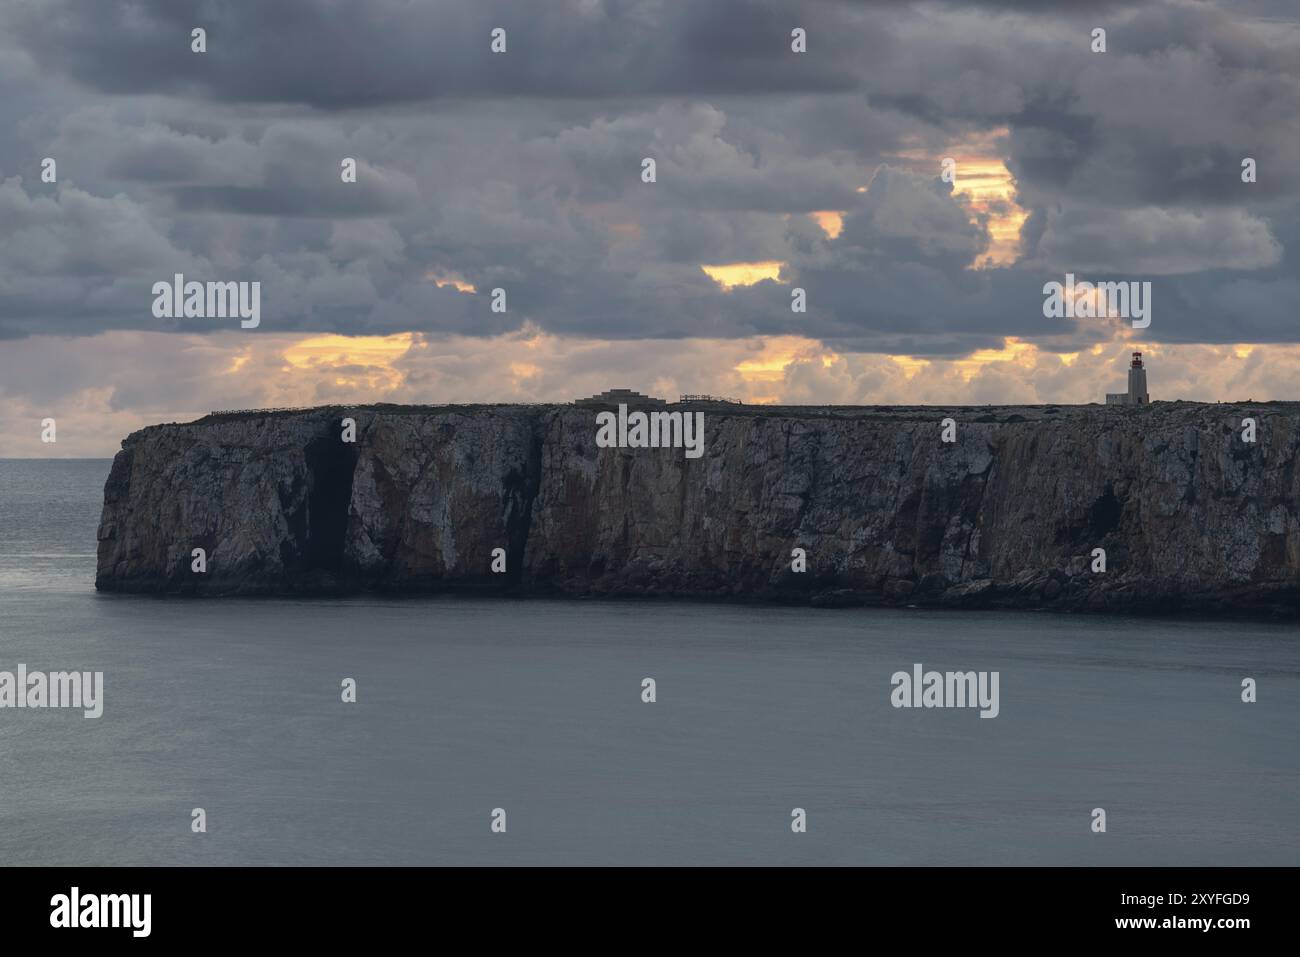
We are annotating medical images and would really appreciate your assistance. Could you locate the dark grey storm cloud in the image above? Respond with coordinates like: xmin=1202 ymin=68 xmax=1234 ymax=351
xmin=7 ymin=0 xmax=869 ymax=106
xmin=0 ymin=0 xmax=1297 ymax=353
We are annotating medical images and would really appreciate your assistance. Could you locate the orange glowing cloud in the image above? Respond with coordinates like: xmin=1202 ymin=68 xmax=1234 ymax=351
xmin=282 ymin=333 xmax=417 ymax=369
xmin=10 ymin=328 xmax=1300 ymax=457
xmin=890 ymin=355 xmax=932 ymax=380
xmin=890 ymin=127 xmax=1029 ymax=268
xmin=733 ymin=336 xmax=839 ymax=383
xmin=424 ymin=270 xmax=477 ymax=293
xmin=281 ymin=333 xmax=418 ymax=391
xmin=700 ymin=261 xmax=786 ymax=289
xmin=949 ymin=337 xmax=1037 ymax=381
xmin=809 ymin=210 xmax=844 ymax=239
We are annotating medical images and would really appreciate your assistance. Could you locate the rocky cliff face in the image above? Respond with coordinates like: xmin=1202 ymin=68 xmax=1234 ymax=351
xmin=96 ymin=402 xmax=1300 ymax=615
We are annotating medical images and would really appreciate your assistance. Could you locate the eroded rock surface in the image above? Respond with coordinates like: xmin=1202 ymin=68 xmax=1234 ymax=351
xmin=96 ymin=402 xmax=1300 ymax=615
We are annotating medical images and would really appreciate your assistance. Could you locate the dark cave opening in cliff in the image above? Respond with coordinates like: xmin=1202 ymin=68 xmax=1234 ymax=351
xmin=1088 ymin=486 xmax=1124 ymax=539
xmin=303 ymin=435 xmax=358 ymax=573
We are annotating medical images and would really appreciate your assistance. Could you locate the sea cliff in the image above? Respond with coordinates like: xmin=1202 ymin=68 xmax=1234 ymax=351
xmin=95 ymin=402 xmax=1300 ymax=616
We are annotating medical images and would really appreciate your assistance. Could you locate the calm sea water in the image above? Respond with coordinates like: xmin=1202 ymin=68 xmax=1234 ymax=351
xmin=0 ymin=458 xmax=1296 ymax=866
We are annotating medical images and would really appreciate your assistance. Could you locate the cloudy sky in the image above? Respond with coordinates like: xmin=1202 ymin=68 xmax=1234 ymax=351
xmin=3 ymin=0 xmax=1299 ymax=455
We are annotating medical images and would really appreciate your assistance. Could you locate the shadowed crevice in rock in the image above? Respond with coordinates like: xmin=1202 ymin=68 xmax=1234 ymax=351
xmin=500 ymin=416 xmax=545 ymax=586
xmin=303 ymin=433 xmax=358 ymax=575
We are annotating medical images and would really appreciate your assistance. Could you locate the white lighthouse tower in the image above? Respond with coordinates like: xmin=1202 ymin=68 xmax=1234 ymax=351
xmin=1106 ymin=352 xmax=1150 ymax=405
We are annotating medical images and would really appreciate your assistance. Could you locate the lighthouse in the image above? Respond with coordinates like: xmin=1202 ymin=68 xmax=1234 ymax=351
xmin=1105 ymin=352 xmax=1150 ymax=405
